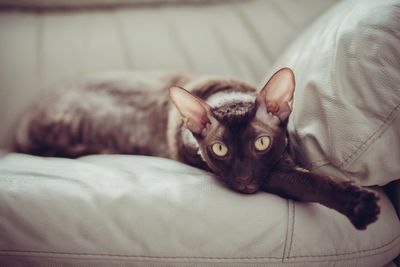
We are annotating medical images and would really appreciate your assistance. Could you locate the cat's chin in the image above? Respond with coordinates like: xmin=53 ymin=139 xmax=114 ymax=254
xmin=235 ymin=184 xmax=259 ymax=194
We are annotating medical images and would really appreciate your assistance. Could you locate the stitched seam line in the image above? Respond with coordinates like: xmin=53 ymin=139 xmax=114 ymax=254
xmin=303 ymin=102 xmax=400 ymax=170
xmin=0 ymin=252 xmax=282 ymax=260
xmin=287 ymin=234 xmax=400 ymax=259
xmin=338 ymin=102 xmax=400 ymax=168
xmin=281 ymin=199 xmax=290 ymax=261
xmin=0 ymin=234 xmax=399 ymax=260
xmin=287 ymin=201 xmax=295 ymax=258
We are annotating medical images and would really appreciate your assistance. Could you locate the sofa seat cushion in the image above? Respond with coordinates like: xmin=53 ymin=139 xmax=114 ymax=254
xmin=0 ymin=153 xmax=399 ymax=266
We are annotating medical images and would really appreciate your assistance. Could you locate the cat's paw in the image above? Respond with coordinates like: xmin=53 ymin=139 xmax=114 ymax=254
xmin=344 ymin=182 xmax=380 ymax=230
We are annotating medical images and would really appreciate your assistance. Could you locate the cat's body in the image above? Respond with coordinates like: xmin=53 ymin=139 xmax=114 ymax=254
xmin=15 ymin=71 xmax=186 ymax=158
xmin=14 ymin=69 xmax=380 ymax=230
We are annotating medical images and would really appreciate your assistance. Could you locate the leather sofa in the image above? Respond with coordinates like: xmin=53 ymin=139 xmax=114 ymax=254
xmin=0 ymin=0 xmax=399 ymax=266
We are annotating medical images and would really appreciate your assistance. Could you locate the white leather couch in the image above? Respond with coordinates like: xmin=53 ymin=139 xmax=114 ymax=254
xmin=0 ymin=0 xmax=399 ymax=266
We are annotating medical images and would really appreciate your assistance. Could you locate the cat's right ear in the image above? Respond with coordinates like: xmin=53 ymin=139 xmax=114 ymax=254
xmin=169 ymin=86 xmax=213 ymax=136
xmin=256 ymin=67 xmax=295 ymax=122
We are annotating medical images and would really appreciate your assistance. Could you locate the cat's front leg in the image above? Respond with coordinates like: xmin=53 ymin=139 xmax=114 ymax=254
xmin=261 ymin=167 xmax=380 ymax=230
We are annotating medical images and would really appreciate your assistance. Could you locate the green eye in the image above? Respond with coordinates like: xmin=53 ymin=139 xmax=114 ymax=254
xmin=211 ymin=142 xmax=228 ymax=157
xmin=254 ymin=136 xmax=271 ymax=151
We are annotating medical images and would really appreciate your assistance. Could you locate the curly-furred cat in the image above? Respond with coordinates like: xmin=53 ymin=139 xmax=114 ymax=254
xmin=14 ymin=68 xmax=380 ymax=230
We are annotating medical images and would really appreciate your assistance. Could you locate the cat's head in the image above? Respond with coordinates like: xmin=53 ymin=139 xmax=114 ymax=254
xmin=170 ymin=68 xmax=295 ymax=194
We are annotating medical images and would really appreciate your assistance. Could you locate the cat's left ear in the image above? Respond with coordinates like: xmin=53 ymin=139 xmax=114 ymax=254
xmin=256 ymin=67 xmax=295 ymax=121
xmin=169 ymin=86 xmax=213 ymax=136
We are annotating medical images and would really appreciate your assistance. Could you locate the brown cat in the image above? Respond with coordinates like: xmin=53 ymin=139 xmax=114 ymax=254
xmin=14 ymin=68 xmax=380 ymax=230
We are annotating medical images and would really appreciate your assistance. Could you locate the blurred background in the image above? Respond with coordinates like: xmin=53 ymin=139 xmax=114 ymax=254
xmin=0 ymin=0 xmax=338 ymax=148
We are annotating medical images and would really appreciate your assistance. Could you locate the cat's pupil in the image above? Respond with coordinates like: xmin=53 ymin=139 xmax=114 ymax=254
xmin=219 ymin=144 xmax=222 ymax=151
xmin=261 ymin=138 xmax=264 ymax=145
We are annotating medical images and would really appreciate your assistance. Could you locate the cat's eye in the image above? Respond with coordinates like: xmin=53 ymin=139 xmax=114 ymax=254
xmin=254 ymin=136 xmax=271 ymax=152
xmin=211 ymin=142 xmax=228 ymax=157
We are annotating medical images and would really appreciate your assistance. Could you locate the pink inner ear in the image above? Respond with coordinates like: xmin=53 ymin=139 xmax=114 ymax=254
xmin=263 ymin=68 xmax=295 ymax=108
xmin=169 ymin=86 xmax=211 ymax=134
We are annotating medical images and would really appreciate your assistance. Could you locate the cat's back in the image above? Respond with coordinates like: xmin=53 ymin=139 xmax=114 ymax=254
xmin=14 ymin=71 xmax=191 ymax=158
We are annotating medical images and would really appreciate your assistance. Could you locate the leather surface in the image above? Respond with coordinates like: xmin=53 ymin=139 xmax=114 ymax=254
xmin=0 ymin=0 xmax=338 ymax=148
xmin=271 ymin=0 xmax=400 ymax=186
xmin=1 ymin=1 xmax=399 ymax=266
xmin=0 ymin=0 xmax=246 ymax=9
xmin=0 ymin=153 xmax=399 ymax=266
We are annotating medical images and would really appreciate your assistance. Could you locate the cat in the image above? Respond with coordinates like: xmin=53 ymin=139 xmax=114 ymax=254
xmin=14 ymin=68 xmax=380 ymax=230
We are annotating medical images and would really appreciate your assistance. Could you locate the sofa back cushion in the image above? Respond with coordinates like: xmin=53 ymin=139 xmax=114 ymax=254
xmin=271 ymin=0 xmax=400 ymax=186
xmin=0 ymin=0 xmax=240 ymax=9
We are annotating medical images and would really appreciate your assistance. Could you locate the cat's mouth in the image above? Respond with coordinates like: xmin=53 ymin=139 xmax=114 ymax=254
xmin=235 ymin=182 xmax=260 ymax=194
xmin=227 ymin=175 xmax=261 ymax=194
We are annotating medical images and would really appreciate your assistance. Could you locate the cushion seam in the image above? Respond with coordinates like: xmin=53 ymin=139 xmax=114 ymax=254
xmin=281 ymin=199 xmax=290 ymax=261
xmin=0 ymin=232 xmax=398 ymax=260
xmin=287 ymin=201 xmax=295 ymax=258
xmin=308 ymin=102 xmax=400 ymax=169
xmin=282 ymin=200 xmax=295 ymax=261
xmin=338 ymin=102 xmax=400 ymax=168
xmin=287 ymin=233 xmax=400 ymax=259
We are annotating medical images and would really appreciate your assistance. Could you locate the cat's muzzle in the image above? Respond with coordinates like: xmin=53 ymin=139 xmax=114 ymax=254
xmin=234 ymin=176 xmax=260 ymax=194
